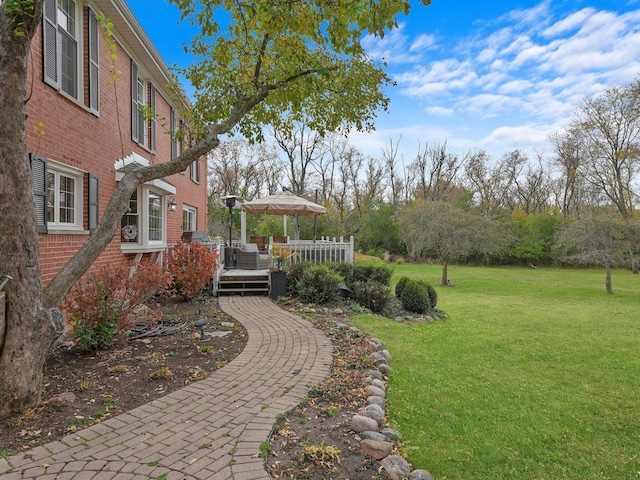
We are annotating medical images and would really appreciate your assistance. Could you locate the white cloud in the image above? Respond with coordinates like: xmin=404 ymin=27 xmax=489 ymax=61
xmin=410 ymin=33 xmax=437 ymax=52
xmin=425 ymin=106 xmax=454 ymax=116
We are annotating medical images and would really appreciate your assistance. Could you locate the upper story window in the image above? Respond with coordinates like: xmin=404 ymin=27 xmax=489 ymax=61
xmin=42 ymin=0 xmax=99 ymax=112
xmin=131 ymin=60 xmax=156 ymax=151
xmin=57 ymin=0 xmax=77 ymax=97
xmin=189 ymin=161 xmax=201 ymax=183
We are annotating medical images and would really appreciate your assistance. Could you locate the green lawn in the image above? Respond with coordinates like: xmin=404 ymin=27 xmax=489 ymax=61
xmin=350 ymin=264 xmax=640 ymax=480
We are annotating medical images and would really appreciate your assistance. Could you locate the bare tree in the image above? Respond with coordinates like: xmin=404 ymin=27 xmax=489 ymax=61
xmin=513 ymin=154 xmax=552 ymax=214
xmin=382 ymin=137 xmax=405 ymax=205
xmin=549 ymin=128 xmax=588 ymax=217
xmin=409 ymin=141 xmax=465 ymax=202
xmin=464 ymin=149 xmax=526 ymax=213
xmin=574 ymin=80 xmax=640 ymax=220
xmin=207 ymin=139 xmax=281 ymax=200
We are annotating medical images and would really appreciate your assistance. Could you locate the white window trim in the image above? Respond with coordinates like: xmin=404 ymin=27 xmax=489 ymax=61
xmin=46 ymin=160 xmax=86 ymax=233
xmin=120 ymin=186 xmax=170 ymax=253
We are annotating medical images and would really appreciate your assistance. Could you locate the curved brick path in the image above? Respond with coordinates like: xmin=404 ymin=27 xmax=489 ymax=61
xmin=0 ymin=296 xmax=333 ymax=480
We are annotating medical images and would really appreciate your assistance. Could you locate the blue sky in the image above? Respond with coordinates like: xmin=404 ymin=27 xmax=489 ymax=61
xmin=129 ymin=0 xmax=640 ymax=162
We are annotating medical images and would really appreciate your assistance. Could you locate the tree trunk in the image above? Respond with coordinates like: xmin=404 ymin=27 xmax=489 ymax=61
xmin=0 ymin=0 xmax=60 ymax=419
xmin=630 ymin=248 xmax=639 ymax=274
xmin=441 ymin=259 xmax=449 ymax=286
xmin=605 ymin=261 xmax=613 ymax=295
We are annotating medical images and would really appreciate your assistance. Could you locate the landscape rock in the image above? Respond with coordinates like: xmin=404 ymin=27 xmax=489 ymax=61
xmin=410 ymin=470 xmax=435 ymax=480
xmin=380 ymin=427 xmax=401 ymax=442
xmin=394 ymin=316 xmax=404 ymax=322
xmin=367 ymin=369 xmax=384 ymax=380
xmin=336 ymin=322 xmax=349 ymax=329
xmin=378 ymin=363 xmax=394 ymax=375
xmin=351 ymin=415 xmax=379 ymax=433
xmin=368 ymin=338 xmax=384 ymax=350
xmin=359 ymin=430 xmax=388 ymax=442
xmin=371 ymin=379 xmax=386 ymax=390
xmin=333 ymin=308 xmax=344 ymax=315
xmin=380 ymin=349 xmax=392 ymax=362
xmin=360 ymin=439 xmax=393 ymax=460
xmin=362 ymin=408 xmax=384 ymax=425
xmin=366 ymin=385 xmax=386 ymax=398
xmin=48 ymin=392 xmax=76 ymax=406
xmin=364 ymin=403 xmax=385 ymax=417
xmin=380 ymin=454 xmax=412 ymax=480
xmin=367 ymin=396 xmax=386 ymax=408
xmin=220 ymin=321 xmax=235 ymax=328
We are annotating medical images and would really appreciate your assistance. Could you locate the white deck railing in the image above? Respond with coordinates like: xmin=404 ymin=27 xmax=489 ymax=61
xmin=271 ymin=236 xmax=354 ymax=266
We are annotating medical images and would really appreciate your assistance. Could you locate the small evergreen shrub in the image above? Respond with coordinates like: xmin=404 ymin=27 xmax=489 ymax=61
xmin=353 ymin=281 xmax=392 ymax=314
xmin=166 ymin=241 xmax=218 ymax=299
xmin=400 ymin=279 xmax=431 ymax=314
xmin=352 ymin=265 xmax=393 ymax=286
xmin=427 ymin=284 xmax=438 ymax=309
xmin=394 ymin=277 xmax=411 ymax=298
xmin=287 ymin=261 xmax=310 ymax=294
xmin=327 ymin=263 xmax=354 ymax=287
xmin=297 ymin=265 xmax=343 ymax=304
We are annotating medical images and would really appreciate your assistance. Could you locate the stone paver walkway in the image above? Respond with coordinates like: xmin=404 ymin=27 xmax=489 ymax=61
xmin=0 ymin=296 xmax=333 ymax=480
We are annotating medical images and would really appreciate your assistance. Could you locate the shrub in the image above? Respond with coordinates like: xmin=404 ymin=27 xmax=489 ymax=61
xmin=297 ymin=264 xmax=343 ymax=304
xmin=353 ymin=281 xmax=392 ymax=313
xmin=394 ymin=277 xmax=411 ymax=298
xmin=166 ymin=241 xmax=218 ymax=299
xmin=62 ymin=262 xmax=173 ymax=351
xmin=352 ymin=265 xmax=393 ymax=287
xmin=400 ymin=279 xmax=431 ymax=314
xmin=327 ymin=262 xmax=354 ymax=286
xmin=287 ymin=261 xmax=310 ymax=294
xmin=427 ymin=284 xmax=438 ymax=308
xmin=72 ymin=288 xmax=120 ymax=352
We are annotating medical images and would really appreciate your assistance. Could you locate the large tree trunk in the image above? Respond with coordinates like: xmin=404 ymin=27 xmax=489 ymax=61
xmin=0 ymin=0 xmax=59 ymax=419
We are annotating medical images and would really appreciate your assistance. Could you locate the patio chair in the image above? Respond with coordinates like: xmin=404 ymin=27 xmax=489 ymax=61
xmin=249 ymin=235 xmax=267 ymax=252
xmin=236 ymin=243 xmax=271 ymax=270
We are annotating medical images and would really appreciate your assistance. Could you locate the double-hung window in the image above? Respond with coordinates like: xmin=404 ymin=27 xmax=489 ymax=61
xmin=121 ymin=187 xmax=167 ymax=251
xmin=31 ymin=154 xmax=96 ymax=233
xmin=182 ymin=205 xmax=197 ymax=232
xmin=131 ymin=60 xmax=156 ymax=151
xmin=189 ymin=161 xmax=201 ymax=183
xmin=43 ymin=0 xmax=99 ymax=111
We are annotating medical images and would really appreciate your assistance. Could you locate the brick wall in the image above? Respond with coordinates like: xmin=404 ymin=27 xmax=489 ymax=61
xmin=26 ymin=4 xmax=208 ymax=288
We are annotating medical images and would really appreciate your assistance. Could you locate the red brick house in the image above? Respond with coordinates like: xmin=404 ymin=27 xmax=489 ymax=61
xmin=26 ymin=0 xmax=207 ymax=285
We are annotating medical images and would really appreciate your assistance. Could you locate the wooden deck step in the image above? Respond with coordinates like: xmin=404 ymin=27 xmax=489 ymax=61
xmin=217 ymin=269 xmax=269 ymax=296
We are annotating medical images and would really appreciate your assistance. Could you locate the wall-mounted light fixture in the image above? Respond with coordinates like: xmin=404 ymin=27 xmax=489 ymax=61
xmin=168 ymin=197 xmax=177 ymax=212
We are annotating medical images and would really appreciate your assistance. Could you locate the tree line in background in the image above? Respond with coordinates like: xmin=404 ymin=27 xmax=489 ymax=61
xmin=208 ymin=78 xmax=640 ymax=293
